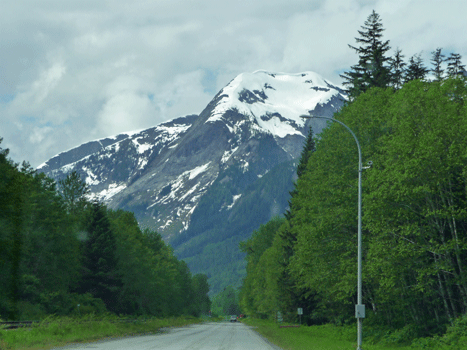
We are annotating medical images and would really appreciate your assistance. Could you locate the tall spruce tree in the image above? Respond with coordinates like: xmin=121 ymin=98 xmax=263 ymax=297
xmin=286 ymin=126 xmax=316 ymax=220
xmin=431 ymin=48 xmax=445 ymax=81
xmin=340 ymin=10 xmax=391 ymax=100
xmin=446 ymin=53 xmax=466 ymax=77
xmin=296 ymin=127 xmax=316 ymax=181
xmin=79 ymin=202 xmax=121 ymax=312
xmin=389 ymin=48 xmax=406 ymax=90
xmin=405 ymin=54 xmax=429 ymax=82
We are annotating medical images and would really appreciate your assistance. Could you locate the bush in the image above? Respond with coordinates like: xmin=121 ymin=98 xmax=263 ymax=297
xmin=380 ymin=324 xmax=417 ymax=345
xmin=38 ymin=292 xmax=107 ymax=316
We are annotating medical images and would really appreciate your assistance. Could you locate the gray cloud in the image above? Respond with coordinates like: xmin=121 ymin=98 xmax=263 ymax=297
xmin=1 ymin=0 xmax=466 ymax=167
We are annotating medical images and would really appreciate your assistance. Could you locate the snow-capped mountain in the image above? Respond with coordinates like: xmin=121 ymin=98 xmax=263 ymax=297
xmin=39 ymin=70 xmax=346 ymax=293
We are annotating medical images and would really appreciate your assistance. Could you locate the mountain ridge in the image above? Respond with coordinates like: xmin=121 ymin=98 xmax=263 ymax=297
xmin=38 ymin=70 xmax=347 ymax=293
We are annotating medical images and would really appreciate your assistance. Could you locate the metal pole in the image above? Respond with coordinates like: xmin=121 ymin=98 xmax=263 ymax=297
xmin=300 ymin=115 xmax=364 ymax=350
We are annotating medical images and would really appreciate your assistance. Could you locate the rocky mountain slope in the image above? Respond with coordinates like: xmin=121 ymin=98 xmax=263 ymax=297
xmin=39 ymin=70 xmax=346 ymax=293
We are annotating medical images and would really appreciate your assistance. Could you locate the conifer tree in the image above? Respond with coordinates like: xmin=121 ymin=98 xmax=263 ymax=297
xmin=405 ymin=54 xmax=429 ymax=82
xmin=79 ymin=202 xmax=121 ymax=312
xmin=389 ymin=48 xmax=406 ymax=89
xmin=340 ymin=10 xmax=391 ymax=100
xmin=0 ymin=137 xmax=8 ymax=158
xmin=0 ymin=139 xmax=23 ymax=320
xmin=296 ymin=127 xmax=316 ymax=178
xmin=431 ymin=48 xmax=445 ymax=81
xmin=446 ymin=53 xmax=466 ymax=77
xmin=58 ymin=171 xmax=90 ymax=216
xmin=286 ymin=126 xmax=315 ymax=220
xmin=192 ymin=274 xmax=211 ymax=316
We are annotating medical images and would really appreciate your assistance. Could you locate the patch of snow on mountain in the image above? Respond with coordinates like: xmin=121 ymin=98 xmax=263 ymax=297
xmin=37 ymin=162 xmax=47 ymax=170
xmin=207 ymin=70 xmax=344 ymax=138
xmin=137 ymin=158 xmax=148 ymax=170
xmin=160 ymin=220 xmax=173 ymax=229
xmin=180 ymin=183 xmax=200 ymax=201
xmin=258 ymin=116 xmax=298 ymax=138
xmin=103 ymin=141 xmax=122 ymax=153
xmin=221 ymin=147 xmax=238 ymax=163
xmin=188 ymin=162 xmax=211 ymax=180
xmin=188 ymin=204 xmax=198 ymax=215
xmin=83 ymin=166 xmax=100 ymax=186
xmin=227 ymin=194 xmax=242 ymax=209
xmin=132 ymin=138 xmax=153 ymax=154
xmin=93 ymin=183 xmax=127 ymax=201
xmin=157 ymin=123 xmax=191 ymax=139
xmin=113 ymin=142 xmax=121 ymax=153
xmin=166 ymin=177 xmax=184 ymax=201
xmin=241 ymin=160 xmax=249 ymax=173
xmin=57 ymin=154 xmax=92 ymax=173
xmin=148 ymin=123 xmax=191 ymax=151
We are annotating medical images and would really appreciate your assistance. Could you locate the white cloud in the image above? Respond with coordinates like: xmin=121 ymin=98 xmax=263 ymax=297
xmin=8 ymin=59 xmax=67 ymax=116
xmin=96 ymin=92 xmax=154 ymax=137
xmin=30 ymin=126 xmax=53 ymax=144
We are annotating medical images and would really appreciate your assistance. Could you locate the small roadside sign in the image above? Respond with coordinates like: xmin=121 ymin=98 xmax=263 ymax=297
xmin=297 ymin=307 xmax=303 ymax=325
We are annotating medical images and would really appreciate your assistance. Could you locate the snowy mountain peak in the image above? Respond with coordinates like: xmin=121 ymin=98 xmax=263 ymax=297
xmin=207 ymin=70 xmax=346 ymax=139
xmin=39 ymin=70 xmax=347 ymax=294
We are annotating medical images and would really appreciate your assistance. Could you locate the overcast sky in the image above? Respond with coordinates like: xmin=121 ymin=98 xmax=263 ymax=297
xmin=1 ymin=0 xmax=466 ymax=167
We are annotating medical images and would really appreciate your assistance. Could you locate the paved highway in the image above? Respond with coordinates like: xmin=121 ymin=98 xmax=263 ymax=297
xmin=56 ymin=322 xmax=282 ymax=350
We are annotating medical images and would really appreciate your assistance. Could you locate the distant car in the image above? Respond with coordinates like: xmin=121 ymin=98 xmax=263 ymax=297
xmin=230 ymin=315 xmax=237 ymax=322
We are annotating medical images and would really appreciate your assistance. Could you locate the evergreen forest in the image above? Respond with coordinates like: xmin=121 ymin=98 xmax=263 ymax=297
xmin=0 ymin=149 xmax=211 ymax=321
xmin=240 ymin=10 xmax=467 ymax=345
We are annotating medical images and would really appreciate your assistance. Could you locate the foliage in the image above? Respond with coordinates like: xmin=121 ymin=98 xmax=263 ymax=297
xmin=239 ymin=77 xmax=467 ymax=346
xmin=58 ymin=171 xmax=90 ymax=216
xmin=239 ymin=217 xmax=285 ymax=318
xmin=239 ymin=10 xmax=467 ymax=347
xmin=0 ymin=140 xmax=211 ymax=321
xmin=211 ymin=286 xmax=241 ymax=316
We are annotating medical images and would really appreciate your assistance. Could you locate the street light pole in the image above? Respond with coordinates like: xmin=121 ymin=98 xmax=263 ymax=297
xmin=300 ymin=115 xmax=366 ymax=350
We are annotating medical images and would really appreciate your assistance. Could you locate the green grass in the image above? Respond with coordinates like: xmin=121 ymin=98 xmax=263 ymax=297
xmin=0 ymin=315 xmax=202 ymax=350
xmin=242 ymin=318 xmax=414 ymax=350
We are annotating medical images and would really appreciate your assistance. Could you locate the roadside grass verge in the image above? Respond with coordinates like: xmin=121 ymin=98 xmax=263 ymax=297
xmin=0 ymin=315 xmax=202 ymax=350
xmin=242 ymin=318 xmax=414 ymax=350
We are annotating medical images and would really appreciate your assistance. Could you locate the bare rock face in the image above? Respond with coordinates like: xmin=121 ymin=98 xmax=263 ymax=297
xmin=39 ymin=70 xmax=346 ymax=293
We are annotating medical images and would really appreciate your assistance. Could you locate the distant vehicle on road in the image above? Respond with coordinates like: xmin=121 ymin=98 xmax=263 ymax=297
xmin=230 ymin=315 xmax=237 ymax=322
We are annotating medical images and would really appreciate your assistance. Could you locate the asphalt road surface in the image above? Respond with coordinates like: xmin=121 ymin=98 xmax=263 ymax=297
xmin=55 ymin=322 xmax=282 ymax=350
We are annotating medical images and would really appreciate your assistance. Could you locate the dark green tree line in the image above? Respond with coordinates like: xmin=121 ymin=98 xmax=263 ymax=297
xmin=0 ymin=149 xmax=210 ymax=320
xmin=239 ymin=77 xmax=467 ymax=341
xmin=240 ymin=10 xmax=466 ymax=339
